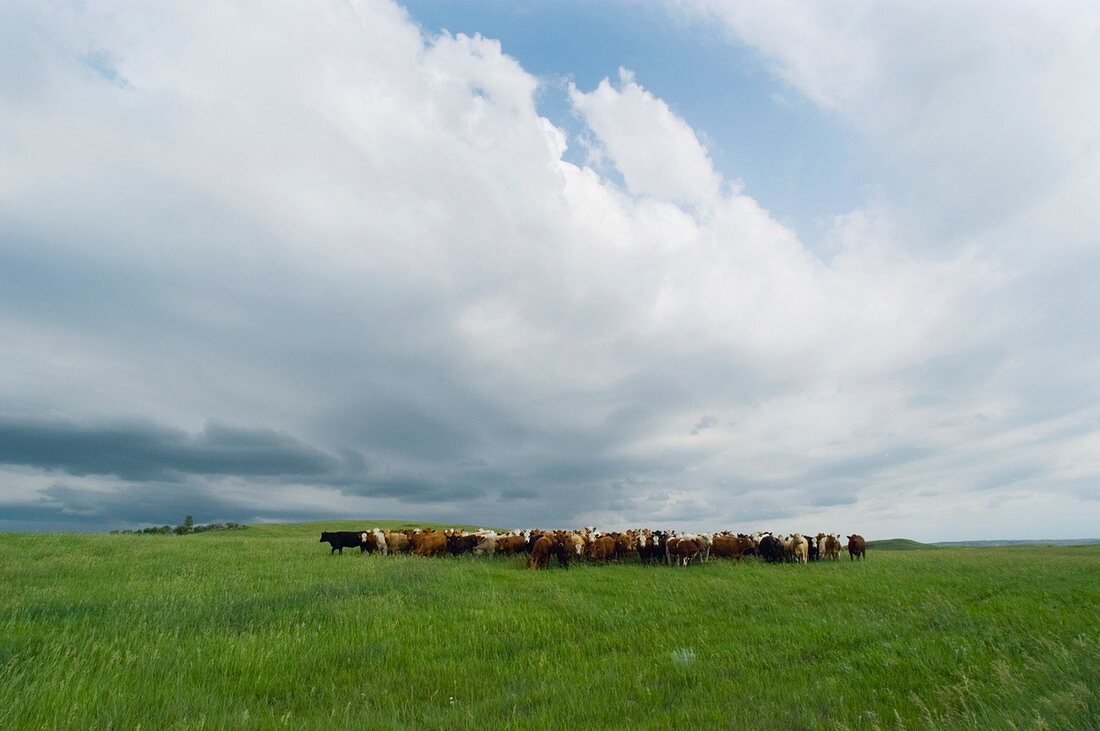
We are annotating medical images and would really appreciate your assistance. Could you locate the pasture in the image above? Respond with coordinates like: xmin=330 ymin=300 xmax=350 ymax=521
xmin=1 ymin=522 xmax=1097 ymax=729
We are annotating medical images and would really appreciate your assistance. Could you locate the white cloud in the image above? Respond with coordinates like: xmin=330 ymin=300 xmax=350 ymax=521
xmin=569 ymin=68 xmax=722 ymax=208
xmin=0 ymin=0 xmax=1096 ymax=538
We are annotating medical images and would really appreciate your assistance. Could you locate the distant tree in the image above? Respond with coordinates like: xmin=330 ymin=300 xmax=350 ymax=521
xmin=174 ymin=515 xmax=195 ymax=535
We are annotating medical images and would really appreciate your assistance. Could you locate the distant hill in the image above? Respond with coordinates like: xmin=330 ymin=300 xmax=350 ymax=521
xmin=866 ymin=538 xmax=937 ymax=550
xmin=932 ymin=538 xmax=1100 ymax=548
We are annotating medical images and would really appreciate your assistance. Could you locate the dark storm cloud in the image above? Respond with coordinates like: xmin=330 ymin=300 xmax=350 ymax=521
xmin=0 ymin=481 xmax=355 ymax=532
xmin=0 ymin=417 xmax=347 ymax=481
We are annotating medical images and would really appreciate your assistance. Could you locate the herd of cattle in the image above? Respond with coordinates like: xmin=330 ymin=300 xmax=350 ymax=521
xmin=319 ymin=528 xmax=868 ymax=569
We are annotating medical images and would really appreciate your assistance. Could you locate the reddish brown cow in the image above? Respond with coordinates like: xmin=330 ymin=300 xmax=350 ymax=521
xmin=667 ymin=536 xmax=702 ymax=566
xmin=411 ymin=530 xmax=448 ymax=557
xmin=495 ymin=535 xmax=527 ymax=555
xmin=587 ymin=535 xmax=616 ymax=561
xmin=711 ymin=534 xmax=751 ymax=561
xmin=613 ymin=532 xmax=638 ymax=559
xmin=820 ymin=533 xmax=842 ymax=561
xmin=847 ymin=534 xmax=867 ymax=561
xmin=527 ymin=536 xmax=554 ymax=569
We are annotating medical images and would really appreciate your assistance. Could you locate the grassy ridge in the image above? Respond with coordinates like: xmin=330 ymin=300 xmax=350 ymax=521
xmin=866 ymin=538 xmax=938 ymax=551
xmin=1 ymin=527 xmax=1097 ymax=729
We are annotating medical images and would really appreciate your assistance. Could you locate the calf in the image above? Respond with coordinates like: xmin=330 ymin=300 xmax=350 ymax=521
xmin=847 ymin=534 xmax=867 ymax=561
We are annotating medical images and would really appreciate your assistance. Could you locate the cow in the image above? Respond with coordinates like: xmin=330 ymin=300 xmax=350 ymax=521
xmin=474 ymin=535 xmax=498 ymax=556
xmin=552 ymin=532 xmax=573 ymax=569
xmin=368 ymin=528 xmax=388 ymax=555
xmin=668 ymin=534 xmax=710 ymax=564
xmin=446 ymin=533 xmax=479 ymax=556
xmin=666 ymin=536 xmax=702 ymax=566
xmin=410 ymin=530 xmax=449 ymax=557
xmin=778 ymin=534 xmax=795 ymax=562
xmin=383 ymin=531 xmax=411 ymax=554
xmin=757 ymin=534 xmax=784 ymax=563
xmin=820 ymin=533 xmax=841 ymax=561
xmin=698 ymin=533 xmax=713 ymax=562
xmin=711 ymin=534 xmax=751 ymax=562
xmin=358 ymin=531 xmax=380 ymax=554
xmin=806 ymin=533 xmax=820 ymax=562
xmin=527 ymin=536 xmax=554 ymax=569
xmin=637 ymin=531 xmax=663 ymax=563
xmin=587 ymin=535 xmax=616 ymax=562
xmin=847 ymin=534 xmax=867 ymax=561
xmin=495 ymin=535 xmax=527 ymax=555
xmin=566 ymin=532 xmax=586 ymax=558
xmin=790 ymin=533 xmax=809 ymax=564
xmin=319 ymin=531 xmax=367 ymax=555
xmin=613 ymin=532 xmax=637 ymax=560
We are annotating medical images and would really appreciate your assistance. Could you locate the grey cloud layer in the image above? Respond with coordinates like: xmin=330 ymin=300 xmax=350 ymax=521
xmin=0 ymin=418 xmax=346 ymax=481
xmin=0 ymin=0 xmax=1097 ymax=538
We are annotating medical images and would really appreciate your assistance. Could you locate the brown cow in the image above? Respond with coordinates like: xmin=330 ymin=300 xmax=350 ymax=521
xmin=551 ymin=531 xmax=573 ymax=569
xmin=587 ymin=535 xmax=616 ymax=561
xmin=847 ymin=534 xmax=866 ymax=561
xmin=383 ymin=531 xmax=411 ymax=554
xmin=564 ymin=532 xmax=586 ymax=559
xmin=410 ymin=530 xmax=448 ymax=557
xmin=711 ymin=534 xmax=750 ymax=562
xmin=819 ymin=533 xmax=842 ymax=561
xmin=667 ymin=536 xmax=701 ymax=566
xmin=527 ymin=536 xmax=554 ymax=569
xmin=495 ymin=535 xmax=527 ymax=555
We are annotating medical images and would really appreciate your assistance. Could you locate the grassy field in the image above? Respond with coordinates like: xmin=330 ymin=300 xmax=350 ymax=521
xmin=1 ymin=522 xmax=1097 ymax=729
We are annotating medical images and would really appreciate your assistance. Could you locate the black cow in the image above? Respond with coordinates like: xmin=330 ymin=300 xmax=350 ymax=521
xmin=806 ymin=534 xmax=820 ymax=562
xmin=320 ymin=531 xmax=367 ymax=555
xmin=639 ymin=531 xmax=669 ymax=564
xmin=552 ymin=533 xmax=572 ymax=569
xmin=446 ymin=534 xmax=479 ymax=556
xmin=757 ymin=534 xmax=784 ymax=564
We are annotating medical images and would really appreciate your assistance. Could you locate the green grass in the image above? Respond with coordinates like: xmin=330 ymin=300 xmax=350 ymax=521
xmin=1 ymin=525 xmax=1097 ymax=729
xmin=866 ymin=538 xmax=938 ymax=551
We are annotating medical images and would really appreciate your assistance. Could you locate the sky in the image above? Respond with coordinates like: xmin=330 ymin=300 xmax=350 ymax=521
xmin=1 ymin=0 xmax=1098 ymax=540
